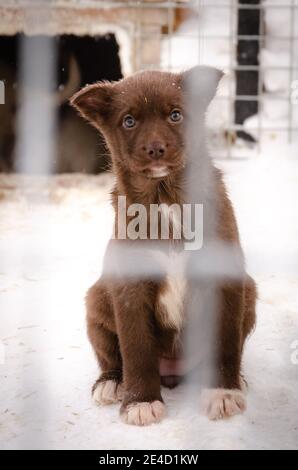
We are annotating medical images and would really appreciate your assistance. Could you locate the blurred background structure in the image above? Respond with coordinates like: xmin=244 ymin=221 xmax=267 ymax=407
xmin=0 ymin=0 xmax=297 ymax=172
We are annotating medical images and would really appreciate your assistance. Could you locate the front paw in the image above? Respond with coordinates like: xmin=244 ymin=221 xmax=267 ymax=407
xmin=92 ymin=380 xmax=124 ymax=405
xmin=200 ymin=388 xmax=246 ymax=420
xmin=121 ymin=400 xmax=166 ymax=426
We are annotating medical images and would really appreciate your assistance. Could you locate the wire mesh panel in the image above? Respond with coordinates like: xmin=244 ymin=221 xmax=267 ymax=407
xmin=126 ymin=0 xmax=298 ymax=158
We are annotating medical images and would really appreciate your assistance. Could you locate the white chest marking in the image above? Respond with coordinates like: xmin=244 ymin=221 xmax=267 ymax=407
xmin=159 ymin=275 xmax=186 ymax=331
xmin=158 ymin=250 xmax=187 ymax=331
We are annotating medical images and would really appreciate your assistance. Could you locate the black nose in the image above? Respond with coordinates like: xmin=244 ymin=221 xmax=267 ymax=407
xmin=144 ymin=141 xmax=166 ymax=159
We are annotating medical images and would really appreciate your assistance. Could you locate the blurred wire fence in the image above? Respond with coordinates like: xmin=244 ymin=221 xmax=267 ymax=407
xmin=0 ymin=1 xmax=297 ymax=163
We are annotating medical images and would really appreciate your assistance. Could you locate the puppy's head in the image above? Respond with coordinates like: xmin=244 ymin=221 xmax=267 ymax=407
xmin=70 ymin=66 xmax=222 ymax=179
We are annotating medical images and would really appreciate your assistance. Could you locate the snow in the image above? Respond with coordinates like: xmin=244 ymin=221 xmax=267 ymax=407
xmin=0 ymin=155 xmax=297 ymax=450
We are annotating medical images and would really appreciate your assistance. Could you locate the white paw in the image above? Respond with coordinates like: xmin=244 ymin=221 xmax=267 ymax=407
xmin=200 ymin=388 xmax=246 ymax=420
xmin=121 ymin=400 xmax=166 ymax=426
xmin=93 ymin=380 xmax=124 ymax=405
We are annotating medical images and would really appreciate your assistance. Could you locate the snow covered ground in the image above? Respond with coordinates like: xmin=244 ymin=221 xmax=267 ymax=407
xmin=0 ymin=151 xmax=297 ymax=450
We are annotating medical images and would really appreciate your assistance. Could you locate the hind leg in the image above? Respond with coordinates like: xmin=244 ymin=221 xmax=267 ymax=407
xmin=242 ymin=275 xmax=257 ymax=349
xmin=238 ymin=275 xmax=257 ymax=390
xmin=200 ymin=280 xmax=247 ymax=420
xmin=86 ymin=280 xmax=123 ymax=405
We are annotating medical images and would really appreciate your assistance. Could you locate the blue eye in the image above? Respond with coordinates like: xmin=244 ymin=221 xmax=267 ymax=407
xmin=123 ymin=115 xmax=136 ymax=129
xmin=169 ymin=109 xmax=183 ymax=122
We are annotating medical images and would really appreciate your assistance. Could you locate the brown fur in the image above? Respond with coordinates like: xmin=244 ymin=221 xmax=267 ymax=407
xmin=70 ymin=67 xmax=256 ymax=424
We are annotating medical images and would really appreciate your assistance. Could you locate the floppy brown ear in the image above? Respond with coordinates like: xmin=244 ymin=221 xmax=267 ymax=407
xmin=181 ymin=65 xmax=223 ymax=109
xmin=70 ymin=81 xmax=114 ymax=128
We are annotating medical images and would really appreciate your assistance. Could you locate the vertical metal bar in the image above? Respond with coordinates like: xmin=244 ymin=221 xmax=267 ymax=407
xmin=184 ymin=66 xmax=221 ymax=439
xmin=257 ymin=2 xmax=263 ymax=154
xmin=167 ymin=0 xmax=174 ymax=72
xmin=228 ymin=0 xmax=235 ymax=158
xmin=135 ymin=3 xmax=142 ymax=70
xmin=197 ymin=0 xmax=203 ymax=65
xmin=14 ymin=8 xmax=57 ymax=448
xmin=288 ymin=0 xmax=295 ymax=143
xmin=184 ymin=3 xmax=222 ymax=448
xmin=16 ymin=36 xmax=57 ymax=174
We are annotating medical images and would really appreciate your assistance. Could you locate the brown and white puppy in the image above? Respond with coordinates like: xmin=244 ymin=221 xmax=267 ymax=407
xmin=70 ymin=67 xmax=256 ymax=426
